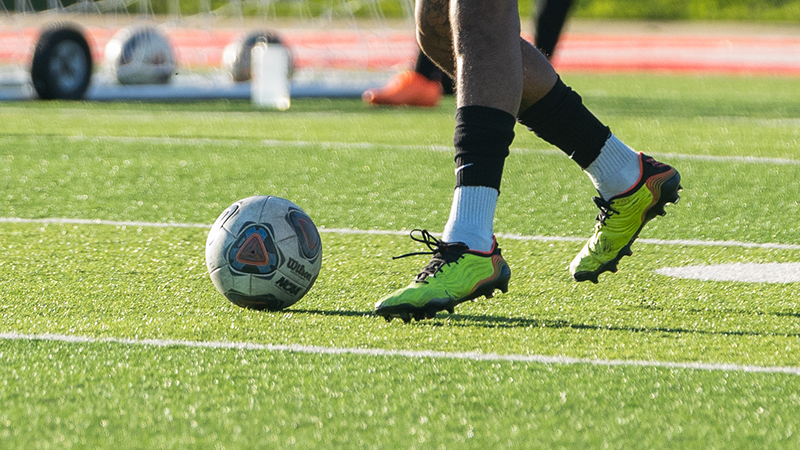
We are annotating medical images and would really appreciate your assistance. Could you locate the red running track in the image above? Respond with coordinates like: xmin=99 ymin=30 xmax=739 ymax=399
xmin=2 ymin=26 xmax=800 ymax=75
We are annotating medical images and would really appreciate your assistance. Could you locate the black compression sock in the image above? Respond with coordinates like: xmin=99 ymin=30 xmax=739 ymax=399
xmin=453 ymin=105 xmax=516 ymax=191
xmin=517 ymin=77 xmax=610 ymax=169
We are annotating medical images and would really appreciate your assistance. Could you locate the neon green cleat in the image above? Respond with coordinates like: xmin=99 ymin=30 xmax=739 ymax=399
xmin=570 ymin=153 xmax=682 ymax=283
xmin=375 ymin=229 xmax=511 ymax=323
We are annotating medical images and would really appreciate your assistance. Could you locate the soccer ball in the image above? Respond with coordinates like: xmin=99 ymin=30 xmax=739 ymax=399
xmin=205 ymin=196 xmax=322 ymax=311
xmin=104 ymin=26 xmax=175 ymax=85
xmin=222 ymin=30 xmax=293 ymax=82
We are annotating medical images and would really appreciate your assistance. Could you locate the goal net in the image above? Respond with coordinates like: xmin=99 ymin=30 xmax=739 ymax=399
xmin=0 ymin=0 xmax=419 ymax=100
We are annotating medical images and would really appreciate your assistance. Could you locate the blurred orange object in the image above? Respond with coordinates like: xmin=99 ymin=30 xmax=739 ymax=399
xmin=362 ymin=70 xmax=443 ymax=107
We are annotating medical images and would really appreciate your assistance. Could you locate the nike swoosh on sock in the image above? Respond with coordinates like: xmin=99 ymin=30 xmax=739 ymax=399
xmin=454 ymin=163 xmax=474 ymax=174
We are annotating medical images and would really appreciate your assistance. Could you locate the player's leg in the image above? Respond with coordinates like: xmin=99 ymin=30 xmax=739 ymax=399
xmin=443 ymin=0 xmax=522 ymax=249
xmin=415 ymin=4 xmax=556 ymax=110
xmin=533 ymin=0 xmax=574 ymax=59
xmin=418 ymin=14 xmax=681 ymax=284
xmin=362 ymin=48 xmax=444 ymax=107
xmin=516 ymin=77 xmax=681 ymax=284
xmin=374 ymin=0 xmax=520 ymax=321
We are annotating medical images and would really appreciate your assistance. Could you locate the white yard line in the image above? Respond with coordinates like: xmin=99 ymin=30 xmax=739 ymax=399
xmin=1 ymin=331 xmax=798 ymax=375
xmin=62 ymin=135 xmax=800 ymax=165
xmin=0 ymin=217 xmax=212 ymax=229
xmin=657 ymin=262 xmax=800 ymax=283
xmin=3 ymin=217 xmax=800 ymax=251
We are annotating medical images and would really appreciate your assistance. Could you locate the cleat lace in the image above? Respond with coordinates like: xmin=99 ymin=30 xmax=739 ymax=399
xmin=392 ymin=229 xmax=467 ymax=283
xmin=593 ymin=196 xmax=619 ymax=225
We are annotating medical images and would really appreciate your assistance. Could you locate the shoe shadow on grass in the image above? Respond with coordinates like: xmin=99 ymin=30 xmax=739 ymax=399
xmin=288 ymin=309 xmax=800 ymax=338
xmin=290 ymin=308 xmax=373 ymax=318
xmin=423 ymin=312 xmax=800 ymax=338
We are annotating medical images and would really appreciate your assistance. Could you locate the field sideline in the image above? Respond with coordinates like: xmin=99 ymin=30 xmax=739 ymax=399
xmin=2 ymin=72 xmax=800 ymax=448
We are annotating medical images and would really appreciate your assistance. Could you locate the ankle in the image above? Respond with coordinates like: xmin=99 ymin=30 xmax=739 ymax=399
xmin=584 ymin=135 xmax=642 ymax=200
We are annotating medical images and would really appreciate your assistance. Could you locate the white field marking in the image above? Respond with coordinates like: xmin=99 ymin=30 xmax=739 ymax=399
xmin=657 ymin=262 xmax=800 ymax=283
xmin=66 ymin=135 xmax=246 ymax=148
xmin=65 ymin=135 xmax=458 ymax=153
xmin=0 ymin=217 xmax=211 ymax=229
xmin=62 ymin=135 xmax=800 ymax=165
xmin=1 ymin=331 xmax=799 ymax=376
xmin=3 ymin=217 xmax=800 ymax=251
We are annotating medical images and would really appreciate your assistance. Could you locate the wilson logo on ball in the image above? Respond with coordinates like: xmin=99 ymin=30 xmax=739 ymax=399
xmin=287 ymin=257 xmax=313 ymax=281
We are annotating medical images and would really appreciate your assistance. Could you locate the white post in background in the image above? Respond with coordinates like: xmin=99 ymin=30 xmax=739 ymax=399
xmin=251 ymin=42 xmax=291 ymax=110
xmin=168 ymin=0 xmax=181 ymax=19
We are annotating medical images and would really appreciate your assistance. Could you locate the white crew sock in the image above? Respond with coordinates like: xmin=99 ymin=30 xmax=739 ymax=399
xmin=584 ymin=134 xmax=642 ymax=200
xmin=442 ymin=186 xmax=497 ymax=252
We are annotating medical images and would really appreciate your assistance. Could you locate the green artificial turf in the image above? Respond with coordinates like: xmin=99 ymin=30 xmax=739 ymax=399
xmin=1 ymin=73 xmax=799 ymax=448
xmin=2 ymin=340 xmax=799 ymax=449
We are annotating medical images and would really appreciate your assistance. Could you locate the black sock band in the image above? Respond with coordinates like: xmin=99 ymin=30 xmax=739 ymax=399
xmin=453 ymin=105 xmax=516 ymax=190
xmin=517 ymin=77 xmax=610 ymax=169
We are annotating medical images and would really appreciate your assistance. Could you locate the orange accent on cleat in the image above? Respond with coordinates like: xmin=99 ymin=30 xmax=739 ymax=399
xmin=362 ymin=70 xmax=443 ymax=107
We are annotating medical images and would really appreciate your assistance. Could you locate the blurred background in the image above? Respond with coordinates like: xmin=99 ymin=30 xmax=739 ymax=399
xmin=2 ymin=0 xmax=800 ymax=101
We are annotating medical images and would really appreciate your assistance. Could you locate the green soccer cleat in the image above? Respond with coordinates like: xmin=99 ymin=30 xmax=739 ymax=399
xmin=570 ymin=153 xmax=682 ymax=283
xmin=375 ymin=229 xmax=511 ymax=323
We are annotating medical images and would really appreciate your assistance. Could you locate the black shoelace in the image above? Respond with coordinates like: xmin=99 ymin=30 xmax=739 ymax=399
xmin=392 ymin=229 xmax=468 ymax=283
xmin=593 ymin=197 xmax=619 ymax=225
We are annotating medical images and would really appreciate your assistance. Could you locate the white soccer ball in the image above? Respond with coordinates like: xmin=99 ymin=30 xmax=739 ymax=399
xmin=205 ymin=196 xmax=322 ymax=311
xmin=222 ymin=31 xmax=293 ymax=82
xmin=104 ymin=26 xmax=175 ymax=85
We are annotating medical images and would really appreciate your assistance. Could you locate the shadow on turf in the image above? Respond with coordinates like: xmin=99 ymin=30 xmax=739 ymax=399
xmin=291 ymin=309 xmax=373 ymax=318
xmin=291 ymin=308 xmax=800 ymax=338
xmin=426 ymin=313 xmax=800 ymax=338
